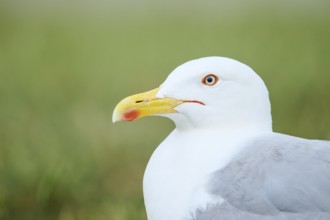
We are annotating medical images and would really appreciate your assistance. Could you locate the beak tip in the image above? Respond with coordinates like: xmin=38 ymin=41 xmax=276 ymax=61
xmin=112 ymin=111 xmax=120 ymax=124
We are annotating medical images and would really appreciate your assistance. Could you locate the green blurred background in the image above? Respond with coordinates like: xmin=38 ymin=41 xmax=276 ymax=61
xmin=0 ymin=0 xmax=329 ymax=219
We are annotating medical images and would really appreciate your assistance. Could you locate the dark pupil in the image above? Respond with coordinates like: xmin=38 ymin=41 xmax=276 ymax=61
xmin=207 ymin=77 xmax=213 ymax=83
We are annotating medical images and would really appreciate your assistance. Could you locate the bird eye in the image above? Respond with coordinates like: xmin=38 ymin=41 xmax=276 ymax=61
xmin=202 ymin=74 xmax=218 ymax=86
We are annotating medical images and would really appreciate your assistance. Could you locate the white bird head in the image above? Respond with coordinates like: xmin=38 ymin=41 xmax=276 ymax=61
xmin=113 ymin=57 xmax=272 ymax=131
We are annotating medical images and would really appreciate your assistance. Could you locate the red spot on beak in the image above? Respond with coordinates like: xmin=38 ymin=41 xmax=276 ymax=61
xmin=122 ymin=109 xmax=139 ymax=121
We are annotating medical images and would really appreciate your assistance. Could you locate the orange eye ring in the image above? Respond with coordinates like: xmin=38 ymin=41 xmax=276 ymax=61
xmin=202 ymin=74 xmax=218 ymax=86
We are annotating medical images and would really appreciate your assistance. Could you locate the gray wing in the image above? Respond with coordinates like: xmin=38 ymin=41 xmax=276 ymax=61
xmin=193 ymin=133 xmax=330 ymax=220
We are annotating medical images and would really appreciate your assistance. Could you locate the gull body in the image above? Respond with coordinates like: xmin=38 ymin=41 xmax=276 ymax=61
xmin=144 ymin=127 xmax=269 ymax=220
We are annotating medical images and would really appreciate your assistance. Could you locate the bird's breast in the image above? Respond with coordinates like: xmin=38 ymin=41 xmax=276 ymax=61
xmin=143 ymin=130 xmax=236 ymax=220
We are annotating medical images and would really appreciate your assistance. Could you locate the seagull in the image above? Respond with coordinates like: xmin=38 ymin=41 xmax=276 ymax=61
xmin=112 ymin=57 xmax=330 ymax=220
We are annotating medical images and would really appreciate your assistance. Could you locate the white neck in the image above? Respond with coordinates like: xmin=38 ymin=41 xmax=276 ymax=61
xmin=143 ymin=125 xmax=272 ymax=220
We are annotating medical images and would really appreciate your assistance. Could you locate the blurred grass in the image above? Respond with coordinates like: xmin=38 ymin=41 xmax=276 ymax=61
xmin=0 ymin=1 xmax=330 ymax=220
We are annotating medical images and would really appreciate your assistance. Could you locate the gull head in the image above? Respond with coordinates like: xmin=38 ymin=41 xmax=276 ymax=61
xmin=113 ymin=57 xmax=272 ymax=131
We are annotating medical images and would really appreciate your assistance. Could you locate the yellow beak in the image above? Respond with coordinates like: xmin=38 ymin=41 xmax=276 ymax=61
xmin=112 ymin=88 xmax=183 ymax=123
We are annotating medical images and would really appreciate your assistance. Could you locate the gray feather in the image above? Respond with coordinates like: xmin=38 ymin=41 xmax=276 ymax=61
xmin=192 ymin=202 xmax=330 ymax=220
xmin=192 ymin=133 xmax=330 ymax=220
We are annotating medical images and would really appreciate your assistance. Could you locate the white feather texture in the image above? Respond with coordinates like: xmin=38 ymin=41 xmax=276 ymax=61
xmin=143 ymin=57 xmax=273 ymax=220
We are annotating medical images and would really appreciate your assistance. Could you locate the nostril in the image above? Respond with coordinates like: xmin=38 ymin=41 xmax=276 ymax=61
xmin=135 ymin=100 xmax=143 ymax=103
